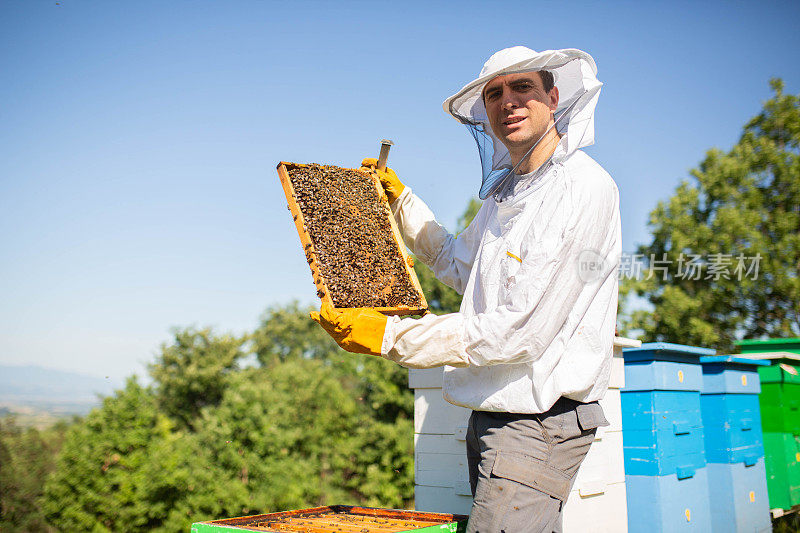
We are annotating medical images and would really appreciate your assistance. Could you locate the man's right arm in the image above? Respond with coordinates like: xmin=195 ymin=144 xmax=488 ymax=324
xmin=390 ymin=186 xmax=484 ymax=295
xmin=361 ymin=158 xmax=484 ymax=294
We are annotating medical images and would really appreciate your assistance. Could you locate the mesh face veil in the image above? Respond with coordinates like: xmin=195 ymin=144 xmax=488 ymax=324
xmin=468 ymin=97 xmax=585 ymax=199
xmin=443 ymin=47 xmax=603 ymax=200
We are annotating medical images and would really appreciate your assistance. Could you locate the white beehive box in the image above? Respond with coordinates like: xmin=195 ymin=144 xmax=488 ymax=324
xmin=411 ymin=336 xmax=641 ymax=532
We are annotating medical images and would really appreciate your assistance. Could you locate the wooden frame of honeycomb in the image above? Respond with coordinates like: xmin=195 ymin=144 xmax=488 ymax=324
xmin=277 ymin=162 xmax=428 ymax=316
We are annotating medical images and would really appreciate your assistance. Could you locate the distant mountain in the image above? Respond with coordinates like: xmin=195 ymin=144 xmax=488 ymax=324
xmin=0 ymin=365 xmax=121 ymax=413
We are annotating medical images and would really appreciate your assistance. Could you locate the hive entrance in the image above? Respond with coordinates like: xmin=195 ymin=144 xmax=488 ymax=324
xmin=278 ymin=163 xmax=427 ymax=314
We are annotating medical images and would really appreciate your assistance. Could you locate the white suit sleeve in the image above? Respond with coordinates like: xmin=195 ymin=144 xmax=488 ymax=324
xmin=382 ymin=175 xmax=621 ymax=369
xmin=391 ymin=187 xmax=484 ymax=295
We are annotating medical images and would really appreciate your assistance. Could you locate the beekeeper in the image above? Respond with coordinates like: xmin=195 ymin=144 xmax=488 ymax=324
xmin=313 ymin=46 xmax=621 ymax=533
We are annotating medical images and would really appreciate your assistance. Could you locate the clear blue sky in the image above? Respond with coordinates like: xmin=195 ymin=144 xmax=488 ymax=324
xmin=1 ymin=1 xmax=799 ymax=380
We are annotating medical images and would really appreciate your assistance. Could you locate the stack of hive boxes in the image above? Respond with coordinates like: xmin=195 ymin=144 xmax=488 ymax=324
xmin=410 ymin=367 xmax=472 ymax=513
xmin=621 ymin=343 xmax=714 ymax=532
xmin=561 ymin=336 xmax=639 ymax=532
xmin=698 ymin=355 xmax=771 ymax=531
xmin=411 ymin=336 xmax=639 ymax=532
xmin=736 ymin=338 xmax=800 ymax=514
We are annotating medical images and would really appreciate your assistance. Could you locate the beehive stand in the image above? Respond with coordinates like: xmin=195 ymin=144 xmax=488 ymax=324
xmin=190 ymin=506 xmax=467 ymax=533
xmin=277 ymin=162 xmax=427 ymax=316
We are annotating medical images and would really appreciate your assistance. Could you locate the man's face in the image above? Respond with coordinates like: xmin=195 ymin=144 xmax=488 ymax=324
xmin=483 ymin=72 xmax=559 ymax=154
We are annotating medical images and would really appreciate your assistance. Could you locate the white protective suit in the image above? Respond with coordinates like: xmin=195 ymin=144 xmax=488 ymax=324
xmin=379 ymin=47 xmax=621 ymax=414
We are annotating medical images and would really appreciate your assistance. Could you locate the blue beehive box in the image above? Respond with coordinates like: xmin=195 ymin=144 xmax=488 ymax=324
xmin=626 ymin=467 xmax=713 ymax=532
xmin=623 ymin=390 xmax=705 ymax=476
xmin=623 ymin=343 xmax=715 ymax=532
xmin=622 ymin=343 xmax=715 ymax=476
xmin=700 ymin=393 xmax=764 ymax=464
xmin=706 ymin=460 xmax=771 ymax=533
xmin=700 ymin=356 xmax=768 ymax=465
xmin=700 ymin=355 xmax=771 ymax=533
xmin=700 ymin=355 xmax=766 ymax=395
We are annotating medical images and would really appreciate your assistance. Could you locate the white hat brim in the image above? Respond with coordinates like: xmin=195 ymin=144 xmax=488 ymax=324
xmin=442 ymin=48 xmax=598 ymax=125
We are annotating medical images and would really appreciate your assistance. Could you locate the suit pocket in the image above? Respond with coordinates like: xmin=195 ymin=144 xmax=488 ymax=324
xmin=491 ymin=450 xmax=572 ymax=502
xmin=576 ymin=402 xmax=609 ymax=430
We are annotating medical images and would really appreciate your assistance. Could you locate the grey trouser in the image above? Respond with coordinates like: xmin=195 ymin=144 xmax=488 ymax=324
xmin=465 ymin=397 xmax=608 ymax=533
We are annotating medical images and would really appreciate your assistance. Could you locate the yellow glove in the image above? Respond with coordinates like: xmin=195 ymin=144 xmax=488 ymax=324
xmin=360 ymin=158 xmax=406 ymax=204
xmin=310 ymin=303 xmax=388 ymax=356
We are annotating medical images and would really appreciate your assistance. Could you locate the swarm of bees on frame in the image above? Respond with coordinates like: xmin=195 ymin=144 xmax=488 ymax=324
xmin=287 ymin=164 xmax=422 ymax=309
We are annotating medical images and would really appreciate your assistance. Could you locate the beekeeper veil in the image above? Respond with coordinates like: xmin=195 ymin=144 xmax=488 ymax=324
xmin=443 ymin=47 xmax=602 ymax=200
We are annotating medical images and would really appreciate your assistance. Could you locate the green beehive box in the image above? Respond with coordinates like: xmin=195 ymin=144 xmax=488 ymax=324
xmin=757 ymin=365 xmax=800 ymax=433
xmin=738 ymin=338 xmax=800 ymax=355
xmin=762 ymin=432 xmax=800 ymax=510
xmin=737 ymin=338 xmax=800 ymax=509
xmin=737 ymin=340 xmax=800 ymax=434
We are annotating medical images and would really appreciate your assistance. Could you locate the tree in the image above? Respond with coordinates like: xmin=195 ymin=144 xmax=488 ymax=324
xmin=0 ymin=418 xmax=68 ymax=532
xmin=252 ymin=301 xmax=341 ymax=366
xmin=622 ymin=79 xmax=800 ymax=350
xmin=252 ymin=302 xmax=413 ymax=423
xmin=42 ymin=378 xmax=165 ymax=531
xmin=346 ymin=416 xmax=414 ymax=508
xmin=42 ymin=378 xmax=248 ymax=533
xmin=148 ymin=327 xmax=247 ymax=430
xmin=129 ymin=426 xmax=249 ymax=532
xmin=197 ymin=361 xmax=413 ymax=511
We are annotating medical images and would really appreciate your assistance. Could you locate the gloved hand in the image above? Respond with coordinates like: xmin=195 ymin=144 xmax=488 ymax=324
xmin=310 ymin=303 xmax=388 ymax=356
xmin=360 ymin=158 xmax=406 ymax=204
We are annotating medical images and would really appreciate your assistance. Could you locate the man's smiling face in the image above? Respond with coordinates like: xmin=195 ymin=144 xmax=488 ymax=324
xmin=483 ymin=72 xmax=559 ymax=156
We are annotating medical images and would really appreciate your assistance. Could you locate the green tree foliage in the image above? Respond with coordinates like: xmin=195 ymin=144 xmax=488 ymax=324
xmin=348 ymin=355 xmax=414 ymax=424
xmin=253 ymin=302 xmax=340 ymax=365
xmin=252 ymin=303 xmax=413 ymax=423
xmin=0 ymin=418 xmax=68 ymax=532
xmin=43 ymin=378 xmax=166 ymax=531
xmin=348 ymin=415 xmax=414 ymax=507
xmin=42 ymin=378 xmax=249 ymax=532
xmin=43 ymin=306 xmax=420 ymax=531
xmin=622 ymin=79 xmax=800 ymax=350
xmin=148 ymin=328 xmax=248 ymax=430
xmin=131 ymin=429 xmax=249 ymax=532
xmin=198 ymin=361 xmax=411 ymax=511
xmin=413 ymin=197 xmax=482 ymax=315
xmin=198 ymin=363 xmax=361 ymax=511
